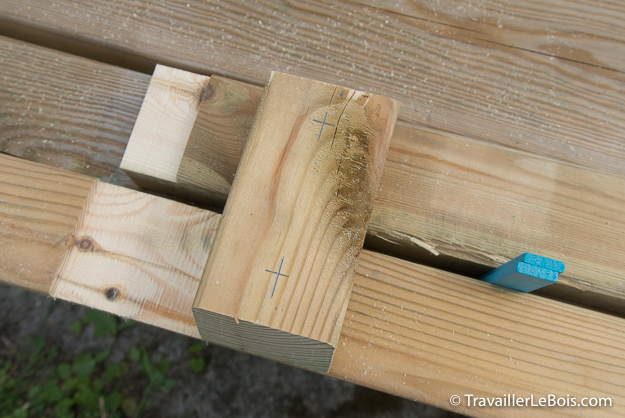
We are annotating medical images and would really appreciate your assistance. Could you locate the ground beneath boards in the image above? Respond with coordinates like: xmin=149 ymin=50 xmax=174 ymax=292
xmin=0 ymin=284 xmax=465 ymax=418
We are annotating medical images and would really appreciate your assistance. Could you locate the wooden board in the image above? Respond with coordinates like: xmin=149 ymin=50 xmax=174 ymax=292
xmin=121 ymin=65 xmax=210 ymax=186
xmin=1 ymin=0 xmax=624 ymax=177
xmin=372 ymin=125 xmax=625 ymax=315
xmin=193 ymin=72 xmax=399 ymax=372
xmin=2 ymin=154 xmax=624 ymax=416
xmin=336 ymin=251 xmax=625 ymax=416
xmin=52 ymin=180 xmax=220 ymax=338
xmin=3 ymin=37 xmax=623 ymax=316
xmin=0 ymin=155 xmax=94 ymax=293
xmin=0 ymin=35 xmax=148 ymax=188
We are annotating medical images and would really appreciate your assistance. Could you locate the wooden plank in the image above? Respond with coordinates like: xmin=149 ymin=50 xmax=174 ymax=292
xmin=0 ymin=35 xmax=148 ymax=188
xmin=120 ymin=65 xmax=625 ymax=316
xmin=375 ymin=126 xmax=625 ymax=315
xmin=178 ymin=75 xmax=264 ymax=203
xmin=2 ymin=155 xmax=624 ymax=417
xmin=119 ymin=65 xmax=258 ymax=206
xmin=0 ymin=155 xmax=94 ymax=293
xmin=336 ymin=251 xmax=625 ymax=416
xmin=193 ymin=72 xmax=399 ymax=372
xmin=1 ymin=0 xmax=624 ymax=176
xmin=121 ymin=65 xmax=210 ymax=185
xmin=52 ymin=181 xmax=220 ymax=338
xmin=352 ymin=0 xmax=625 ymax=71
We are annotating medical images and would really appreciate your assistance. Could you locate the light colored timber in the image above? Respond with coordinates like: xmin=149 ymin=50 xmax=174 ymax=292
xmin=2 ymin=155 xmax=624 ymax=416
xmin=193 ymin=72 xmax=400 ymax=373
xmin=51 ymin=181 xmax=220 ymax=337
xmin=120 ymin=64 xmax=207 ymax=182
xmin=1 ymin=0 xmax=625 ymax=176
xmin=0 ymin=155 xmax=95 ymax=293
xmin=0 ymin=154 xmax=220 ymax=335
xmin=120 ymin=64 xmax=227 ymax=204
xmin=3 ymin=38 xmax=625 ymax=316
xmin=120 ymin=64 xmax=263 ymax=206
xmin=121 ymin=65 xmax=625 ymax=317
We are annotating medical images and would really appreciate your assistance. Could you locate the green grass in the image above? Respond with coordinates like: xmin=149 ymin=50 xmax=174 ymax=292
xmin=0 ymin=308 xmax=177 ymax=418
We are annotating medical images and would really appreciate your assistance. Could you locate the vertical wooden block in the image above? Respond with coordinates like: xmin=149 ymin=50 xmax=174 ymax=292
xmin=121 ymin=65 xmax=210 ymax=184
xmin=193 ymin=72 xmax=400 ymax=372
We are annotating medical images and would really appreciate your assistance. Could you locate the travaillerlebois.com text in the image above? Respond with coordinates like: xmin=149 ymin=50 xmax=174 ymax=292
xmin=449 ymin=394 xmax=612 ymax=408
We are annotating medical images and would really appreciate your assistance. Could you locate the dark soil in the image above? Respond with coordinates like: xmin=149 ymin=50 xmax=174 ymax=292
xmin=0 ymin=283 xmax=466 ymax=418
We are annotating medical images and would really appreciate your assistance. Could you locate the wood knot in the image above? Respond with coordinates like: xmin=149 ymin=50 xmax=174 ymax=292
xmin=75 ymin=236 xmax=100 ymax=252
xmin=199 ymin=80 xmax=216 ymax=104
xmin=105 ymin=287 xmax=120 ymax=301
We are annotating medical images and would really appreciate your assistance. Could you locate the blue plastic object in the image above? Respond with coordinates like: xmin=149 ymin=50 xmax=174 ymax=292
xmin=517 ymin=253 xmax=565 ymax=273
xmin=479 ymin=253 xmax=564 ymax=292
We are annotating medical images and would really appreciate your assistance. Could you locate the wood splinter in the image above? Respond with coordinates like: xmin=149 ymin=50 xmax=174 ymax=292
xmin=192 ymin=72 xmax=400 ymax=372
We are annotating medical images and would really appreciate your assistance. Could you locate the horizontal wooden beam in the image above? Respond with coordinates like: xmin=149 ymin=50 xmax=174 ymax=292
xmin=52 ymin=179 xmax=220 ymax=338
xmin=1 ymin=0 xmax=624 ymax=177
xmin=2 ymin=154 xmax=624 ymax=416
xmin=0 ymin=35 xmax=147 ymax=188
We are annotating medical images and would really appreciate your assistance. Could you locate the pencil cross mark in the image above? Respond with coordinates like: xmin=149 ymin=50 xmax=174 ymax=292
xmin=313 ymin=111 xmax=335 ymax=140
xmin=266 ymin=257 xmax=289 ymax=298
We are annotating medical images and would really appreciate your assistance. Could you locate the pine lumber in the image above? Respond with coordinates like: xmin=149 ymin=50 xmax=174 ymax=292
xmin=0 ymin=154 xmax=220 ymax=335
xmin=120 ymin=72 xmax=261 ymax=205
xmin=193 ymin=72 xmax=399 ymax=372
xmin=52 ymin=180 xmax=220 ymax=337
xmin=3 ymin=37 xmax=625 ymax=316
xmin=120 ymin=65 xmax=625 ymax=317
xmin=0 ymin=155 xmax=95 ymax=293
xmin=1 ymin=0 xmax=624 ymax=177
xmin=177 ymin=75 xmax=263 ymax=203
xmin=121 ymin=65 xmax=209 ymax=185
xmin=119 ymin=65 xmax=227 ymax=205
xmin=2 ymin=156 xmax=624 ymax=417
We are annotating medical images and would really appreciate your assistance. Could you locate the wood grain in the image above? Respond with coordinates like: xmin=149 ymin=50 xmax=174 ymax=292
xmin=178 ymin=75 xmax=264 ymax=203
xmin=334 ymin=251 xmax=625 ymax=417
xmin=1 ymin=0 xmax=624 ymax=176
xmin=0 ymin=35 xmax=148 ymax=188
xmin=2 ymin=156 xmax=624 ymax=416
xmin=52 ymin=181 xmax=220 ymax=338
xmin=193 ymin=72 xmax=399 ymax=372
xmin=120 ymin=65 xmax=208 ymax=189
xmin=3 ymin=37 xmax=624 ymax=316
xmin=0 ymin=154 xmax=94 ymax=293
xmin=370 ymin=125 xmax=625 ymax=315
xmin=123 ymin=65 xmax=625 ymax=316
